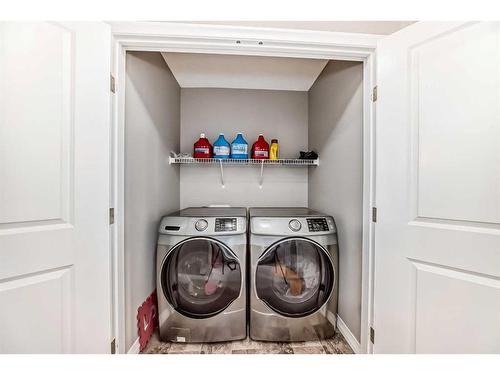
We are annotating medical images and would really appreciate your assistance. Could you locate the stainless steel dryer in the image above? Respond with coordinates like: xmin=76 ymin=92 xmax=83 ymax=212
xmin=156 ymin=207 xmax=247 ymax=343
xmin=249 ymin=207 xmax=338 ymax=342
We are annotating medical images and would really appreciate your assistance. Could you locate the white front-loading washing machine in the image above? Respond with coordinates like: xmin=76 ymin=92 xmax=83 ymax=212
xmin=156 ymin=207 xmax=247 ymax=343
xmin=249 ymin=207 xmax=339 ymax=342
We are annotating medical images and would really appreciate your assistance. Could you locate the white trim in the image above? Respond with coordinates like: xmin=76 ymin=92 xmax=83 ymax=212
xmin=110 ymin=21 xmax=382 ymax=50
xmin=361 ymin=42 xmax=377 ymax=355
xmin=127 ymin=337 xmax=141 ymax=354
xmin=111 ymin=35 xmax=127 ymax=355
xmin=336 ymin=314 xmax=361 ymax=354
xmin=108 ymin=21 xmax=379 ymax=61
xmin=109 ymin=21 xmax=377 ymax=354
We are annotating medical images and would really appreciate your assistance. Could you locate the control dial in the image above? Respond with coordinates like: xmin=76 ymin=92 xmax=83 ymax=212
xmin=195 ymin=219 xmax=208 ymax=232
xmin=289 ymin=219 xmax=302 ymax=232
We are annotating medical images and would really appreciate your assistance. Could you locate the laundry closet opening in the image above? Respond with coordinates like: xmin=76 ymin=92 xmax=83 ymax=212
xmin=123 ymin=51 xmax=365 ymax=352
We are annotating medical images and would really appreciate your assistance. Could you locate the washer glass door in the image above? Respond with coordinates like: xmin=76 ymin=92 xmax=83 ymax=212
xmin=255 ymin=237 xmax=334 ymax=317
xmin=161 ymin=237 xmax=241 ymax=319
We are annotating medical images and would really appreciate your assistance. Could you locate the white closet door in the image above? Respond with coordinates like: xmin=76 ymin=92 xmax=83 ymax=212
xmin=375 ymin=22 xmax=500 ymax=353
xmin=0 ymin=22 xmax=111 ymax=353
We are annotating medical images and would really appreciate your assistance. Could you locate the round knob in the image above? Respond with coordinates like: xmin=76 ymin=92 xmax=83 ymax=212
xmin=195 ymin=219 xmax=208 ymax=232
xmin=289 ymin=219 xmax=301 ymax=232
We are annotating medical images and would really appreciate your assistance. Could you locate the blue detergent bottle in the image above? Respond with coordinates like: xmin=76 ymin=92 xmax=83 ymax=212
xmin=230 ymin=133 xmax=248 ymax=159
xmin=213 ymin=133 xmax=230 ymax=159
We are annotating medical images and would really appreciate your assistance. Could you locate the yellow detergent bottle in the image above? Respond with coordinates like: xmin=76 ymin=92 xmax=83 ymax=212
xmin=270 ymin=139 xmax=279 ymax=160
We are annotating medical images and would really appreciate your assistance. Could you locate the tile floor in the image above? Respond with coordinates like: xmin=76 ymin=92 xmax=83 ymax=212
xmin=142 ymin=329 xmax=354 ymax=354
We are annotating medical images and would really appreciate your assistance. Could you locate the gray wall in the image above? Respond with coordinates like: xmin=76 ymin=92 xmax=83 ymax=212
xmin=125 ymin=52 xmax=180 ymax=350
xmin=180 ymin=88 xmax=308 ymax=208
xmin=308 ymin=60 xmax=364 ymax=341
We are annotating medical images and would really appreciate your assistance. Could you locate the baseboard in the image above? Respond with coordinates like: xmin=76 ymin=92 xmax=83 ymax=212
xmin=335 ymin=314 xmax=361 ymax=354
xmin=127 ymin=337 xmax=141 ymax=354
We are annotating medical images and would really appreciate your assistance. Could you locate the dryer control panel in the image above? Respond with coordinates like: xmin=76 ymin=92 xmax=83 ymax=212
xmin=215 ymin=218 xmax=237 ymax=232
xmin=250 ymin=216 xmax=336 ymax=236
xmin=307 ymin=218 xmax=329 ymax=232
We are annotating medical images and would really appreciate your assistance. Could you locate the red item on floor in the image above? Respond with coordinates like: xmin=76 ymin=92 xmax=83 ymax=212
xmin=137 ymin=290 xmax=159 ymax=352
xmin=251 ymin=134 xmax=270 ymax=159
xmin=193 ymin=133 xmax=213 ymax=158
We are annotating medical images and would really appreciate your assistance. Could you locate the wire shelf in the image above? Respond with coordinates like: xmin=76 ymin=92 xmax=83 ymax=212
xmin=169 ymin=157 xmax=319 ymax=166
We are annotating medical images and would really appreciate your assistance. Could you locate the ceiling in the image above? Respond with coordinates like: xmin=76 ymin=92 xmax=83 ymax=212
xmin=161 ymin=22 xmax=414 ymax=91
xmin=162 ymin=53 xmax=329 ymax=91
xmin=179 ymin=21 xmax=415 ymax=35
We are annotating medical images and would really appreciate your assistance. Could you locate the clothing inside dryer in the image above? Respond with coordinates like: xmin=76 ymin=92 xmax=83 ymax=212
xmin=162 ymin=238 xmax=241 ymax=318
xmin=256 ymin=238 xmax=334 ymax=317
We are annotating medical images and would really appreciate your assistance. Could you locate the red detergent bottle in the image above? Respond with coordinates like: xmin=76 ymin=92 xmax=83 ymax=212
xmin=251 ymin=134 xmax=270 ymax=159
xmin=193 ymin=133 xmax=213 ymax=158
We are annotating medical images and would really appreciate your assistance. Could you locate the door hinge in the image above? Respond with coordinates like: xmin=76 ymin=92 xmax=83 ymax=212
xmin=111 ymin=338 xmax=116 ymax=354
xmin=372 ymin=207 xmax=377 ymax=223
xmin=109 ymin=208 xmax=115 ymax=225
xmin=372 ymin=86 xmax=377 ymax=102
xmin=110 ymin=74 xmax=116 ymax=93
xmin=370 ymin=327 xmax=375 ymax=344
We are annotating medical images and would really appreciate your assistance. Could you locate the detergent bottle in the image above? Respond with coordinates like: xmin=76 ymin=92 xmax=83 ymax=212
xmin=251 ymin=134 xmax=270 ymax=159
xmin=213 ymin=133 xmax=231 ymax=159
xmin=269 ymin=139 xmax=279 ymax=160
xmin=230 ymin=133 xmax=248 ymax=159
xmin=193 ymin=133 xmax=213 ymax=158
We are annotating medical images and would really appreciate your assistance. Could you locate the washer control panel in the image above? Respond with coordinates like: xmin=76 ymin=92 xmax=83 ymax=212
xmin=160 ymin=215 xmax=246 ymax=236
xmin=307 ymin=218 xmax=329 ymax=232
xmin=215 ymin=217 xmax=238 ymax=232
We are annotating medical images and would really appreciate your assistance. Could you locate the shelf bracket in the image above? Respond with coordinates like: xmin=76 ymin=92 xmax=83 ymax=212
xmin=259 ymin=160 xmax=264 ymax=189
xmin=219 ymin=159 xmax=225 ymax=188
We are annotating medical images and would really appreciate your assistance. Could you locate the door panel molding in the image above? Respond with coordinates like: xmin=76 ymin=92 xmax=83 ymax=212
xmin=408 ymin=217 xmax=500 ymax=235
xmin=0 ymin=265 xmax=73 ymax=353
xmin=408 ymin=22 xmax=500 ymax=226
xmin=409 ymin=258 xmax=500 ymax=353
xmin=0 ymin=22 xmax=75 ymax=229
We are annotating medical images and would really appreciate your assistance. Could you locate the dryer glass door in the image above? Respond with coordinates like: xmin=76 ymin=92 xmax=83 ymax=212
xmin=161 ymin=237 xmax=242 ymax=319
xmin=255 ymin=237 xmax=334 ymax=318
